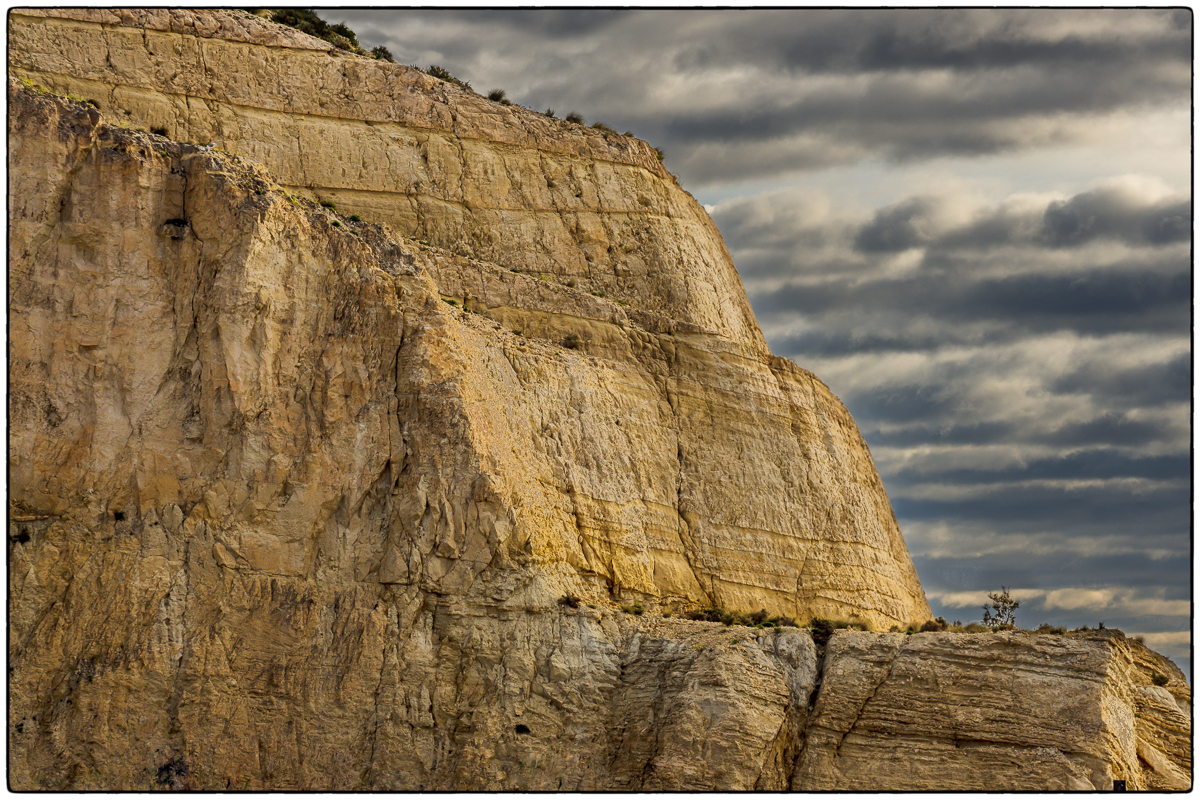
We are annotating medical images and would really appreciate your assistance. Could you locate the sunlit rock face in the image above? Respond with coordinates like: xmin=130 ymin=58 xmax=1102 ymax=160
xmin=8 ymin=8 xmax=1187 ymax=791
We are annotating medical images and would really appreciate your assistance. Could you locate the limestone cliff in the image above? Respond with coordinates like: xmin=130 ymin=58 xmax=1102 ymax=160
xmin=6 ymin=8 xmax=1190 ymax=792
xmin=7 ymin=7 xmax=930 ymax=628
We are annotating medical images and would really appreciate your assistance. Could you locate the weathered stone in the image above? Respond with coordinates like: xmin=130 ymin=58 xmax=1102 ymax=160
xmin=6 ymin=8 xmax=1190 ymax=792
xmin=793 ymin=630 xmax=1190 ymax=791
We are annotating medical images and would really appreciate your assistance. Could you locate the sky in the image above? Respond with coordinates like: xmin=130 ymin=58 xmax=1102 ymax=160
xmin=321 ymin=7 xmax=1193 ymax=677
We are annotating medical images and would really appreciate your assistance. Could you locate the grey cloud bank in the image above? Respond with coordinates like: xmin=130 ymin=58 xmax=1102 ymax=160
xmin=325 ymin=8 xmax=1192 ymax=676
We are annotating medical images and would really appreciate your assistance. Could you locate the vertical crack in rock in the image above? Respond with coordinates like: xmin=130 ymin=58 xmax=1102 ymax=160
xmin=834 ymin=636 xmax=905 ymax=758
xmin=790 ymin=629 xmax=828 ymax=790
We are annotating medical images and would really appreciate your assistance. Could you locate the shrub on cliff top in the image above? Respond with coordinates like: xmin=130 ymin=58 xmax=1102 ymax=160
xmin=425 ymin=65 xmax=473 ymax=91
xmin=260 ymin=9 xmax=368 ymax=56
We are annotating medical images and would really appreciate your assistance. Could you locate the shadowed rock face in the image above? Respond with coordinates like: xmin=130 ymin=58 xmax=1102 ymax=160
xmin=6 ymin=9 xmax=1189 ymax=792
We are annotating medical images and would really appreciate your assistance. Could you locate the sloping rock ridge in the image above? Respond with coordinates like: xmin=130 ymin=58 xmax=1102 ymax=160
xmin=6 ymin=9 xmax=1190 ymax=792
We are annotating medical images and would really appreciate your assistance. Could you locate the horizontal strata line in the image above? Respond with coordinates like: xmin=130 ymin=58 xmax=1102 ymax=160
xmin=284 ymin=184 xmax=679 ymax=219
xmin=12 ymin=60 xmax=663 ymax=174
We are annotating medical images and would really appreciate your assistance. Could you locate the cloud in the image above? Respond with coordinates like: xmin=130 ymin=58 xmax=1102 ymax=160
xmin=1040 ymin=188 xmax=1191 ymax=247
xmin=855 ymin=186 xmax=1191 ymax=253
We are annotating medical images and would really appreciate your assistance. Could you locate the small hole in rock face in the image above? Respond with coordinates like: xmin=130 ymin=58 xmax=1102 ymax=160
xmin=514 ymin=724 xmax=531 ymax=735
xmin=113 ymin=511 xmax=126 ymax=522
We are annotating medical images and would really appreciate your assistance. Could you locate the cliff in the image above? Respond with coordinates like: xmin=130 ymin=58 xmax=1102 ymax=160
xmin=6 ymin=8 xmax=1190 ymax=792
xmin=7 ymin=6 xmax=930 ymax=628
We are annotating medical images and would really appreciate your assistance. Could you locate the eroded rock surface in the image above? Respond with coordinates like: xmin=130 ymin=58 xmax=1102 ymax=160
xmin=6 ymin=9 xmax=1190 ymax=791
xmin=8 ymin=7 xmax=764 ymax=350
xmin=795 ymin=631 xmax=1191 ymax=791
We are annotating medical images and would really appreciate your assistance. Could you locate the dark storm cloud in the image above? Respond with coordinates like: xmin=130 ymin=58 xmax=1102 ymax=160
xmin=891 ymin=481 xmax=1189 ymax=535
xmin=669 ymin=9 xmax=1191 ymax=75
xmin=1041 ymin=191 xmax=1192 ymax=248
xmin=751 ymin=265 xmax=1190 ymax=336
xmin=888 ymin=450 xmax=1190 ymax=486
xmin=436 ymin=9 xmax=634 ymax=38
xmin=855 ymin=196 xmax=944 ymax=252
xmin=914 ymin=552 xmax=1190 ymax=600
xmin=1041 ymin=412 xmax=1182 ymax=449
xmin=857 ymin=188 xmax=1192 ymax=253
xmin=1049 ymin=351 xmax=1191 ymax=408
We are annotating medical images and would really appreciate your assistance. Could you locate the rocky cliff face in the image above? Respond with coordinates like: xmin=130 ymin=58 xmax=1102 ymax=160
xmin=8 ymin=6 xmax=930 ymax=629
xmin=6 ymin=9 xmax=1190 ymax=792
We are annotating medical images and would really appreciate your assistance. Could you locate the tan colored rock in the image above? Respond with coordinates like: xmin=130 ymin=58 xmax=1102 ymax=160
xmin=6 ymin=74 xmax=929 ymax=629
xmin=8 ymin=7 xmax=765 ymax=351
xmin=793 ymin=630 xmax=1191 ymax=791
xmin=6 ymin=79 xmax=927 ymax=789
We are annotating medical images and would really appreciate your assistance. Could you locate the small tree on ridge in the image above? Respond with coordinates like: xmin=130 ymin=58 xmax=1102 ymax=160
xmin=982 ymin=586 xmax=1019 ymax=629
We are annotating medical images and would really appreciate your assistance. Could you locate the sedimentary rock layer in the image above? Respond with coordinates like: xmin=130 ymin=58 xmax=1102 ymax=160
xmin=8 ymin=7 xmax=764 ymax=350
xmin=7 ymin=47 xmax=931 ymax=630
xmin=795 ymin=631 xmax=1191 ymax=791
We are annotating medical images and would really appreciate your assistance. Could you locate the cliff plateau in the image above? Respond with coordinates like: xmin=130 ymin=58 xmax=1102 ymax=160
xmin=6 ymin=9 xmax=1191 ymax=792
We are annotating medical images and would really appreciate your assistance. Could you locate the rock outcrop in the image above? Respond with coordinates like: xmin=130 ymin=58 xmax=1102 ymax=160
xmin=7 ymin=7 xmax=931 ymax=628
xmin=6 ymin=8 xmax=1190 ymax=792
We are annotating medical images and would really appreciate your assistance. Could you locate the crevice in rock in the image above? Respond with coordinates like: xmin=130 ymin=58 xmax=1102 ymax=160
xmin=834 ymin=637 xmax=904 ymax=758
xmin=789 ymin=629 xmax=830 ymax=790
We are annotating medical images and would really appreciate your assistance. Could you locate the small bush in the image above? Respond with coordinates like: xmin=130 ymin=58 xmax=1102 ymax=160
xmin=654 ymin=147 xmax=665 ymax=162
xmin=982 ymin=586 xmax=1019 ymax=629
xmin=591 ymin=121 xmax=616 ymax=134
xmin=682 ymin=606 xmax=800 ymax=630
xmin=920 ymin=617 xmax=948 ymax=632
xmin=963 ymin=623 xmax=989 ymax=633
xmin=331 ymin=220 xmax=341 ymax=227
xmin=319 ymin=199 xmax=337 ymax=210
xmin=349 ymin=214 xmax=362 ymax=222
xmin=1152 ymin=671 xmax=1169 ymax=686
xmin=1036 ymin=623 xmax=1066 ymax=635
xmin=487 ymin=88 xmax=507 ymax=103
xmin=329 ymin=22 xmax=360 ymax=48
xmin=621 ymin=601 xmax=645 ymax=616
xmin=371 ymin=45 xmax=394 ymax=62
xmin=563 ymin=333 xmax=581 ymax=349
xmin=443 ymin=298 xmax=458 ymax=307
xmin=425 ymin=65 xmax=472 ymax=91
xmin=268 ymin=9 xmax=368 ymax=55
xmin=565 ymin=112 xmax=584 ymax=124
xmin=544 ymin=108 xmax=556 ymax=118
